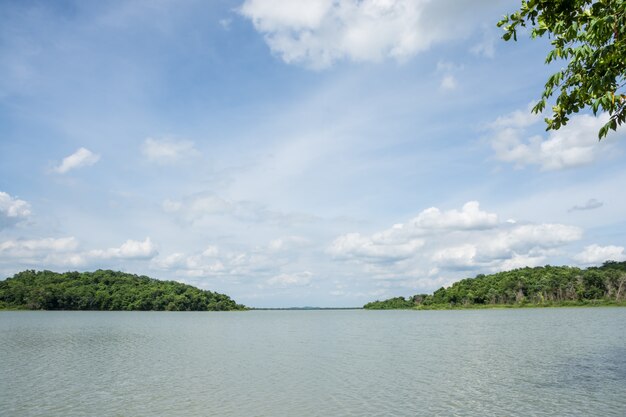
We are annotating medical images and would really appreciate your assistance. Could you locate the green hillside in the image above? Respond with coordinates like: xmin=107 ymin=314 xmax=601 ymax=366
xmin=0 ymin=270 xmax=245 ymax=311
xmin=364 ymin=261 xmax=626 ymax=309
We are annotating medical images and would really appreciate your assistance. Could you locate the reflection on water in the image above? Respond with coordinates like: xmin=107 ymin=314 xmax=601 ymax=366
xmin=1 ymin=308 xmax=625 ymax=417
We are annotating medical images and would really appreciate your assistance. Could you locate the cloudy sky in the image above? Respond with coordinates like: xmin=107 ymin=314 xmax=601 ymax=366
xmin=1 ymin=0 xmax=625 ymax=307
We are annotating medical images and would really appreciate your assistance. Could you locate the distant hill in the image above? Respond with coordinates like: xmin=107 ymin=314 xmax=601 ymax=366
xmin=364 ymin=261 xmax=626 ymax=309
xmin=0 ymin=270 xmax=246 ymax=311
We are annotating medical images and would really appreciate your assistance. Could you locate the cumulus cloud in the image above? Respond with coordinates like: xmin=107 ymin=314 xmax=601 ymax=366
xmin=0 ymin=236 xmax=158 ymax=269
xmin=0 ymin=237 xmax=82 ymax=268
xmin=330 ymin=202 xmax=499 ymax=263
xmin=489 ymin=104 xmax=542 ymax=130
xmin=329 ymin=232 xmax=424 ymax=262
xmin=151 ymin=243 xmax=286 ymax=281
xmin=152 ymin=252 xmax=189 ymax=269
xmin=88 ymin=237 xmax=157 ymax=260
xmin=329 ymin=201 xmax=583 ymax=286
xmin=568 ymin=198 xmax=603 ymax=212
xmin=142 ymin=138 xmax=199 ymax=163
xmin=0 ymin=192 xmax=31 ymax=229
xmin=429 ymin=223 xmax=581 ymax=270
xmin=54 ymin=148 xmax=100 ymax=174
xmin=152 ymin=247 xmax=225 ymax=276
xmin=408 ymin=201 xmax=498 ymax=232
xmin=432 ymin=244 xmax=477 ymax=268
xmin=0 ymin=237 xmax=79 ymax=256
xmin=499 ymin=224 xmax=582 ymax=253
xmin=488 ymin=108 xmax=620 ymax=170
xmin=331 ymin=202 xmax=493 ymax=260
xmin=574 ymin=244 xmax=626 ymax=265
xmin=240 ymin=0 xmax=494 ymax=69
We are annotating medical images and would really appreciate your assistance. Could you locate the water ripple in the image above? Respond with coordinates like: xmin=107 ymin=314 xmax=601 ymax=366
xmin=1 ymin=309 xmax=625 ymax=417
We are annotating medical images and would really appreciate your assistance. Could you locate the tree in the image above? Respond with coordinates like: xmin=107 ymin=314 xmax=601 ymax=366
xmin=498 ymin=0 xmax=626 ymax=139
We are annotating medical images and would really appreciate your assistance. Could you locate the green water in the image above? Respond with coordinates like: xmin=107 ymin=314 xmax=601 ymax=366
xmin=1 ymin=308 xmax=625 ymax=416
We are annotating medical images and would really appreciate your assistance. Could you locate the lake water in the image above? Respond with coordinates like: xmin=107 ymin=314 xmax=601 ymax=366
xmin=1 ymin=308 xmax=625 ymax=417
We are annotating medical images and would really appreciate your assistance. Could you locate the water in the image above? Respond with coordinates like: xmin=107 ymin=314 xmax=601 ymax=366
xmin=1 ymin=308 xmax=625 ymax=417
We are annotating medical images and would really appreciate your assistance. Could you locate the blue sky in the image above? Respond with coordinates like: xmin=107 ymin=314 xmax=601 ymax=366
xmin=1 ymin=0 xmax=625 ymax=307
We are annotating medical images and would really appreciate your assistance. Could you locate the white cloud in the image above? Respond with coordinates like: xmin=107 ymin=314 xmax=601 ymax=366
xmin=568 ymin=198 xmax=603 ymax=212
xmin=432 ymin=244 xmax=477 ymax=268
xmin=498 ymin=252 xmax=548 ymax=271
xmin=0 ymin=237 xmax=79 ymax=255
xmin=266 ymin=271 xmax=312 ymax=287
xmin=574 ymin=244 xmax=626 ymax=265
xmin=436 ymin=60 xmax=462 ymax=91
xmin=329 ymin=201 xmax=583 ymax=286
xmin=489 ymin=104 xmax=541 ymax=130
xmin=501 ymin=224 xmax=583 ymax=252
xmin=88 ymin=237 xmax=158 ymax=260
xmin=408 ymin=201 xmax=498 ymax=232
xmin=329 ymin=232 xmax=424 ymax=261
xmin=152 ymin=247 xmax=226 ymax=277
xmin=202 ymin=245 xmax=219 ymax=257
xmin=152 ymin=252 xmax=188 ymax=269
xmin=0 ymin=236 xmax=159 ymax=270
xmin=330 ymin=202 xmax=499 ymax=263
xmin=240 ymin=0 xmax=495 ymax=69
xmin=54 ymin=147 xmax=100 ymax=174
xmin=151 ymin=243 xmax=284 ymax=281
xmin=141 ymin=138 xmax=199 ymax=163
xmin=0 ymin=192 xmax=31 ymax=229
xmin=488 ymin=109 xmax=620 ymax=170
xmin=440 ymin=75 xmax=457 ymax=91
xmin=43 ymin=253 xmax=89 ymax=268
xmin=0 ymin=237 xmax=83 ymax=268
xmin=385 ymin=201 xmax=499 ymax=235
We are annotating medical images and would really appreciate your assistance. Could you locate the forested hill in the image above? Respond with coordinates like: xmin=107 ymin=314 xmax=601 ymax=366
xmin=0 ymin=270 xmax=246 ymax=311
xmin=364 ymin=261 xmax=626 ymax=310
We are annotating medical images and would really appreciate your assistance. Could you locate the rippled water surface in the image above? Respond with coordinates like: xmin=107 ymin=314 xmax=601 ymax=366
xmin=1 ymin=309 xmax=625 ymax=417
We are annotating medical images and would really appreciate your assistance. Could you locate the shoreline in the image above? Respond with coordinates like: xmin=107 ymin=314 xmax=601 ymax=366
xmin=367 ymin=300 xmax=626 ymax=311
xmin=2 ymin=302 xmax=626 ymax=312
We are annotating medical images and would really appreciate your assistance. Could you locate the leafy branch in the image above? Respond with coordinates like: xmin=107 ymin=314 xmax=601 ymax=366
xmin=498 ymin=0 xmax=626 ymax=139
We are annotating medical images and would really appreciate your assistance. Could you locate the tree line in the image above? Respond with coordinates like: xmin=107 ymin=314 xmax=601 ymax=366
xmin=0 ymin=270 xmax=246 ymax=311
xmin=364 ymin=261 xmax=626 ymax=309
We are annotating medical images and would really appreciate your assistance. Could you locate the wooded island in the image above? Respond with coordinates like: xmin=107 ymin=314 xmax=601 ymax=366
xmin=0 ymin=270 xmax=245 ymax=311
xmin=364 ymin=261 xmax=626 ymax=309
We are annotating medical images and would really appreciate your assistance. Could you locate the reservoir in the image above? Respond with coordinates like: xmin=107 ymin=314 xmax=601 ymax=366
xmin=1 ymin=308 xmax=625 ymax=416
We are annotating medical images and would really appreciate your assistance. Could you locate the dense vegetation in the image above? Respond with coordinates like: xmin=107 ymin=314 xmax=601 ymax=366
xmin=0 ymin=270 xmax=245 ymax=311
xmin=364 ymin=261 xmax=626 ymax=309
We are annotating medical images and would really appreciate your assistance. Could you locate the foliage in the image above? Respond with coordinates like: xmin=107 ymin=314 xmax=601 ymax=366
xmin=364 ymin=261 xmax=626 ymax=309
xmin=364 ymin=297 xmax=415 ymax=310
xmin=498 ymin=0 xmax=626 ymax=138
xmin=0 ymin=270 xmax=246 ymax=311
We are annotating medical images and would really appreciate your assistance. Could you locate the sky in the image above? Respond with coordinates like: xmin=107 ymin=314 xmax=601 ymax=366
xmin=1 ymin=0 xmax=625 ymax=308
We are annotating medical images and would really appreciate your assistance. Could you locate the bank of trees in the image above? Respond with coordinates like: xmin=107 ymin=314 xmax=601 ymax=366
xmin=364 ymin=261 xmax=626 ymax=309
xmin=0 ymin=270 xmax=245 ymax=311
